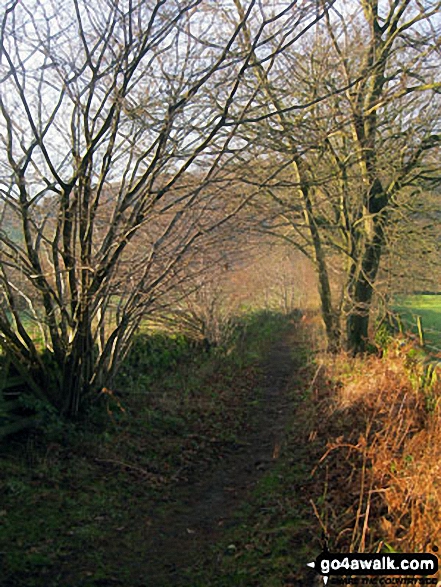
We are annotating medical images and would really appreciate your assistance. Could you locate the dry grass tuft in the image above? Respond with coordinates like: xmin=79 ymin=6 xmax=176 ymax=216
xmin=317 ymin=340 xmax=441 ymax=565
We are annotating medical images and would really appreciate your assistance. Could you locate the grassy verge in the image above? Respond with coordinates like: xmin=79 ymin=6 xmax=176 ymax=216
xmin=0 ymin=310 xmax=292 ymax=587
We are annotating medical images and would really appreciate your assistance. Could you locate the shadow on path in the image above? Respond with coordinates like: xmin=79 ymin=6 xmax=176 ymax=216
xmin=136 ymin=334 xmax=298 ymax=586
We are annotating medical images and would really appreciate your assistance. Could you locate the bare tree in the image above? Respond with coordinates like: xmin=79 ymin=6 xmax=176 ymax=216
xmin=232 ymin=0 xmax=441 ymax=352
xmin=0 ymin=0 xmax=331 ymax=417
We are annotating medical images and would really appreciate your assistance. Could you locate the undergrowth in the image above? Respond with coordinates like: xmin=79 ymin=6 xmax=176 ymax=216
xmin=314 ymin=337 xmax=441 ymax=579
xmin=6 ymin=311 xmax=437 ymax=586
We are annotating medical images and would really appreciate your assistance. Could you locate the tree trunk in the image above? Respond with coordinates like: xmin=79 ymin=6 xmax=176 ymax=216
xmin=61 ymin=312 xmax=95 ymax=417
xmin=302 ymin=186 xmax=340 ymax=352
xmin=345 ymin=188 xmax=387 ymax=354
xmin=346 ymin=280 xmax=373 ymax=355
xmin=315 ymin=248 xmax=340 ymax=353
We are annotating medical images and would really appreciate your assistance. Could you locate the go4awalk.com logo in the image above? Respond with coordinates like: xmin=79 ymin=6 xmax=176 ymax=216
xmin=307 ymin=551 xmax=439 ymax=585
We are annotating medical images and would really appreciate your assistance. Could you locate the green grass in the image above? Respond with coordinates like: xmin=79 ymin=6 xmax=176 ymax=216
xmin=393 ymin=295 xmax=441 ymax=352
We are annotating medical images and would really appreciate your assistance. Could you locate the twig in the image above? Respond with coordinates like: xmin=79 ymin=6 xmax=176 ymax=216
xmin=310 ymin=498 xmax=328 ymax=537
xmin=95 ymin=458 xmax=156 ymax=476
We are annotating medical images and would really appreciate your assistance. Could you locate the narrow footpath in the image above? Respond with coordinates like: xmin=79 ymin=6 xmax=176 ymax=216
xmin=128 ymin=331 xmax=324 ymax=586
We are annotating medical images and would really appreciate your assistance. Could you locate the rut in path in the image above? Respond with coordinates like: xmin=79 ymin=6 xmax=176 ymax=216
xmin=135 ymin=333 xmax=299 ymax=586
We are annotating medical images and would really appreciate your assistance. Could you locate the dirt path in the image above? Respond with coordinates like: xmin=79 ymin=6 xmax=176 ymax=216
xmin=134 ymin=334 xmax=299 ymax=586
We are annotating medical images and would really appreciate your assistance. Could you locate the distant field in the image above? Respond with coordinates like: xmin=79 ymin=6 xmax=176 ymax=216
xmin=393 ymin=295 xmax=441 ymax=352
